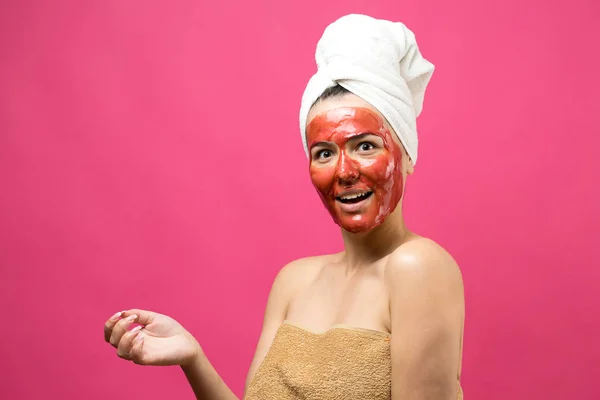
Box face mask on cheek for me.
[306,107,404,233]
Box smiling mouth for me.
[336,191,373,204]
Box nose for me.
[336,152,359,183]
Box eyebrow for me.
[346,132,380,142]
[310,132,381,149]
[309,132,381,150]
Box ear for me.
[402,150,414,176]
[406,158,415,175]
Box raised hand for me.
[104,309,200,366]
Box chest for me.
[286,264,390,333]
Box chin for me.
[338,221,379,234]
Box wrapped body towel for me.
[245,322,463,399]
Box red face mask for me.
[306,107,404,233]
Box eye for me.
[357,142,375,152]
[316,149,333,160]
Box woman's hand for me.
[104,309,201,367]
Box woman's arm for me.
[104,308,240,400]
[243,259,308,393]
[385,238,465,400]
[181,352,239,400]
[180,260,298,399]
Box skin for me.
[104,93,465,400]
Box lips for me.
[334,189,374,214]
[335,190,373,204]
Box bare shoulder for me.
[384,236,464,295]
[272,253,338,297]
[245,254,337,391]
[384,241,465,395]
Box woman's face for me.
[306,94,409,233]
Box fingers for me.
[121,309,158,326]
[130,331,146,365]
[104,311,125,343]
[117,325,143,360]
[104,309,156,364]
[109,314,139,348]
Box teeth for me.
[340,192,369,200]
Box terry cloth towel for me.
[245,322,463,399]
[299,14,435,165]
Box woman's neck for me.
[340,207,410,274]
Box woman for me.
[104,14,465,399]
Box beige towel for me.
[245,322,463,399]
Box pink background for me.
[1,0,599,399]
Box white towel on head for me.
[299,14,435,165]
